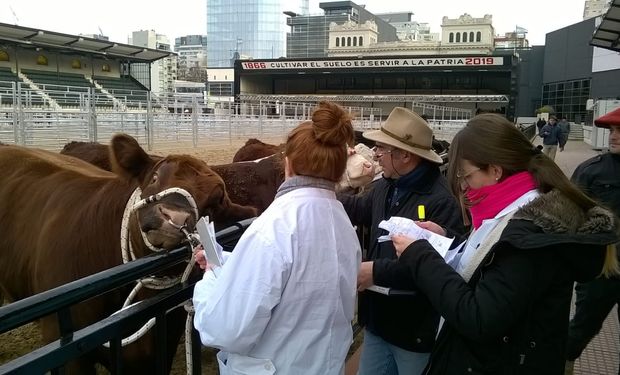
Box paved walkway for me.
[346,140,618,375]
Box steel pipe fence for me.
[0,82,384,151]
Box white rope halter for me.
[105,187,200,356]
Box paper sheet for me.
[196,216,224,268]
[377,216,454,258]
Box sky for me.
[1,0,589,47]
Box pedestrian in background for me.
[558,116,571,152]
[540,115,562,160]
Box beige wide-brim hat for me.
[363,107,443,164]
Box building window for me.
[341,37,345,46]
[359,36,363,45]
[0,50,9,61]
[463,32,468,42]
[336,38,340,47]
[476,31,482,42]
[353,37,357,46]
[347,37,351,46]
[456,33,461,42]
[449,32,454,43]
[470,32,474,42]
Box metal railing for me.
[0,219,254,375]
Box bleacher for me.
[93,76,148,107]
[0,67,18,83]
[21,69,91,107]
[0,68,18,105]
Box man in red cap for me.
[565,107,620,374]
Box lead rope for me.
[106,186,200,375]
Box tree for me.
[535,105,555,115]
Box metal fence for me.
[0,81,479,151]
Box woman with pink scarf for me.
[375,114,620,374]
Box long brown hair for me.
[285,101,354,182]
[447,114,618,276]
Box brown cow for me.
[232,138,284,162]
[60,141,258,228]
[0,134,256,374]
[61,141,283,215]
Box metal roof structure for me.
[239,94,509,103]
[590,0,620,52]
[0,22,173,62]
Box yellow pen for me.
[418,205,426,221]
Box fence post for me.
[146,92,153,151]
[192,96,198,148]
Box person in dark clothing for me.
[566,110,620,374]
[377,113,619,375]
[558,117,571,151]
[339,107,464,375]
[536,117,546,132]
[540,116,562,160]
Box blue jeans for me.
[358,329,430,375]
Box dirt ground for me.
[0,136,362,374]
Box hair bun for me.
[311,101,354,147]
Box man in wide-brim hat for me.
[565,106,620,374]
[338,107,464,374]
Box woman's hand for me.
[415,220,446,236]
[391,234,416,258]
[357,261,374,291]
[193,245,209,270]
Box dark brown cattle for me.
[212,154,284,214]
[61,141,114,171]
[0,134,256,374]
[232,138,284,162]
[61,141,284,215]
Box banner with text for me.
[241,57,504,70]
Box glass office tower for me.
[207,0,308,67]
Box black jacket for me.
[379,189,620,374]
[571,152,620,218]
[339,163,464,352]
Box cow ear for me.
[109,134,154,182]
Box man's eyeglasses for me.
[372,146,394,158]
[456,167,480,180]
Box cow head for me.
[109,134,256,251]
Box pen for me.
[418,205,426,221]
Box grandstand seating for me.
[93,76,148,107]
[21,69,91,88]
[0,67,18,83]
[20,70,91,107]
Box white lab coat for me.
[193,187,361,375]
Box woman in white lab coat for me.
[192,101,362,375]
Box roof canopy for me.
[0,22,173,62]
[595,106,620,128]
[591,0,620,52]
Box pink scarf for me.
[465,171,537,229]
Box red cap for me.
[594,107,620,129]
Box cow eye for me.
[150,173,159,184]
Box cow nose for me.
[159,206,191,229]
